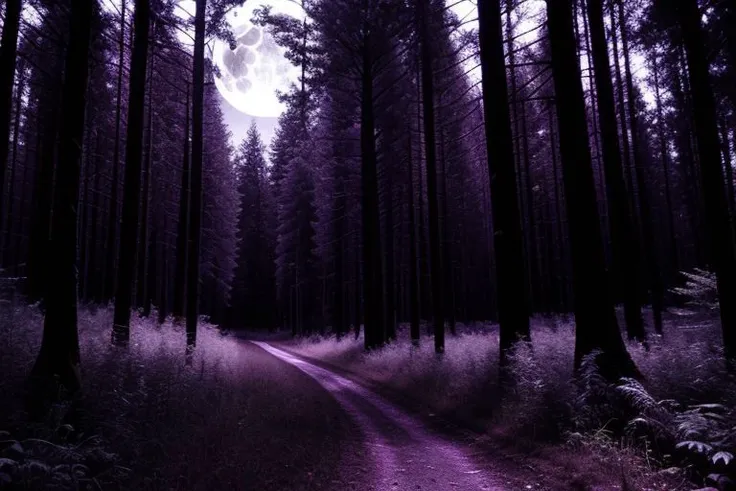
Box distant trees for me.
[0,0,734,397]
[229,122,276,329]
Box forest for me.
[0,0,735,489]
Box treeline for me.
[242,0,736,375]
[0,0,735,396]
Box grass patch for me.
[0,295,362,490]
[285,311,736,489]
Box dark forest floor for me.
[1,298,733,490]
[270,309,736,490]
[0,301,368,490]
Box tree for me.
[186,0,206,351]
[230,122,276,329]
[586,0,645,343]
[417,0,445,354]
[0,0,22,228]
[29,0,95,407]
[675,0,736,359]
[173,82,190,319]
[112,0,151,346]
[477,0,530,365]
[104,0,127,301]
[545,0,638,379]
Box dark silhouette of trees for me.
[674,0,736,359]
[112,0,151,346]
[545,0,638,378]
[586,0,645,343]
[417,0,445,354]
[477,0,530,366]
[0,0,22,225]
[29,0,95,401]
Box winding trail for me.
[251,341,506,491]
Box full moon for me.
[211,1,303,118]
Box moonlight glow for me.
[211,1,303,118]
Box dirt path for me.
[251,341,507,491]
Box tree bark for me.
[418,0,444,354]
[408,123,420,345]
[545,0,638,379]
[586,0,645,343]
[112,0,151,346]
[676,0,736,359]
[29,0,94,403]
[186,0,207,353]
[3,61,24,266]
[173,82,190,319]
[477,0,530,365]
[651,51,679,276]
[360,17,385,350]
[617,0,664,335]
[0,0,22,229]
[104,0,126,301]
[137,29,156,314]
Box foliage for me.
[289,311,736,486]
[671,269,719,311]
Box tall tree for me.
[417,0,444,353]
[29,0,95,403]
[675,0,736,359]
[0,0,22,228]
[173,82,190,319]
[477,0,530,365]
[230,122,275,329]
[112,0,151,346]
[104,0,127,301]
[186,0,207,351]
[545,0,638,378]
[586,0,645,343]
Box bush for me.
[287,310,736,487]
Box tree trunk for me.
[477,0,530,365]
[651,51,679,276]
[408,123,420,345]
[0,0,22,229]
[618,0,663,335]
[3,61,24,266]
[137,32,156,313]
[579,0,607,235]
[720,119,735,216]
[173,82,190,319]
[186,0,207,353]
[360,20,385,350]
[112,0,150,346]
[545,0,638,379]
[29,0,93,404]
[104,0,126,302]
[586,0,645,343]
[676,0,736,359]
[88,136,103,302]
[384,181,397,341]
[418,0,444,354]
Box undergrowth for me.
[289,305,736,489]
[0,291,357,490]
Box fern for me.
[617,379,736,474]
[671,268,719,310]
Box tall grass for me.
[0,297,357,490]
[287,311,736,486]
